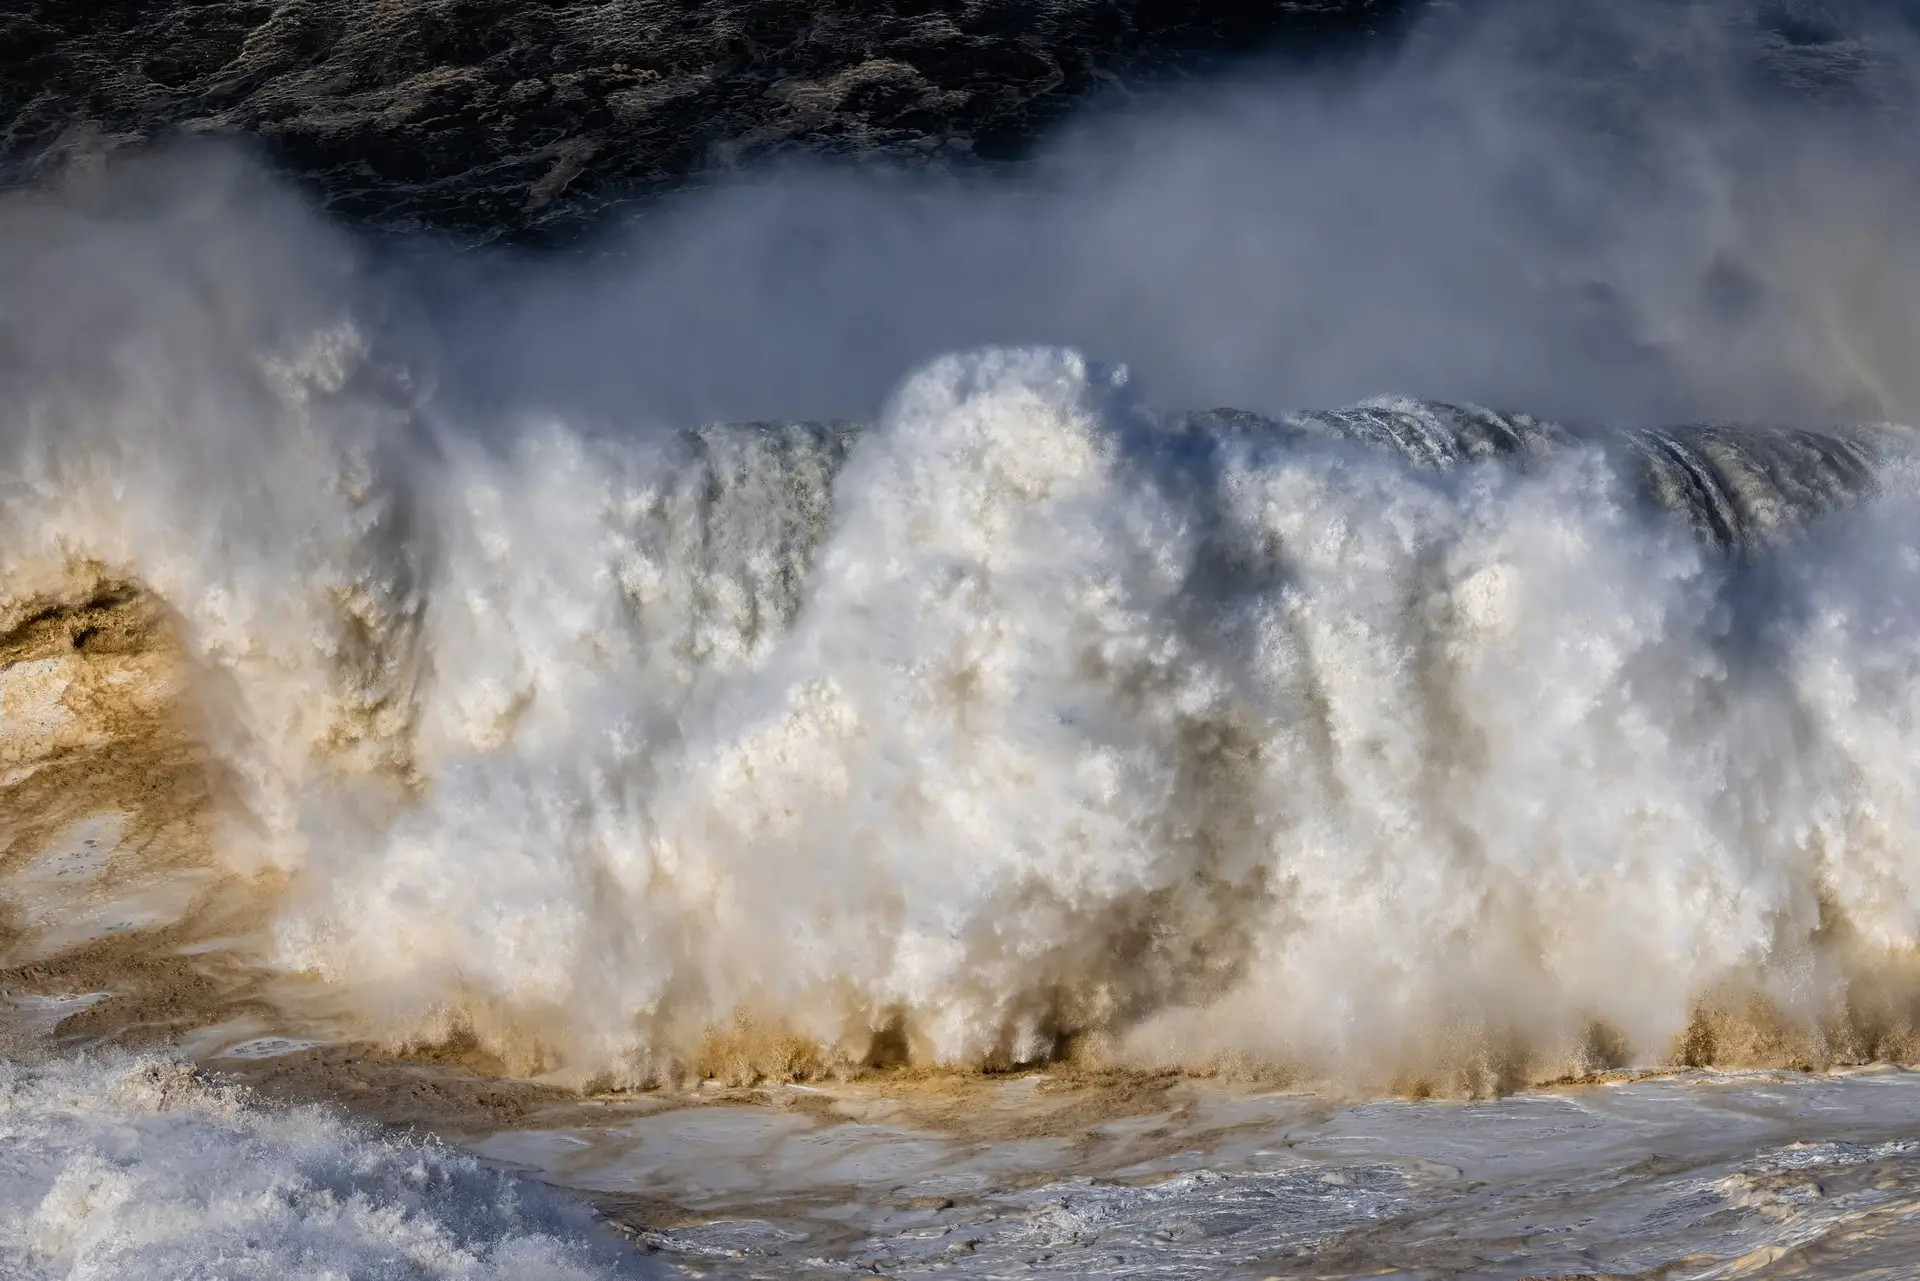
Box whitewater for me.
[16,314,1920,1087]
[9,0,1920,1274]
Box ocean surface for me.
[7,1,1920,1276]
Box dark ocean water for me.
[0,0,1399,241]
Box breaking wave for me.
[236,352,1920,1088]
[9,0,1920,1097]
[11,186,1920,1093]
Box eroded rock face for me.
[0,0,1396,241]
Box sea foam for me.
[8,261,1920,1088]
[0,1052,637,1278]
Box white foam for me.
[9,129,1920,1086]
[10,316,1920,1083]
[228,345,1920,1082]
[0,1052,644,1279]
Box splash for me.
[8,282,1920,1089]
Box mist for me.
[352,0,1920,435]
[15,0,1918,436]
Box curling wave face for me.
[9,170,1920,1095]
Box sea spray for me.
[11,269,1920,1086]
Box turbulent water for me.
[9,0,1920,1275]
[15,300,1920,1086]
[0,1052,638,1279]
